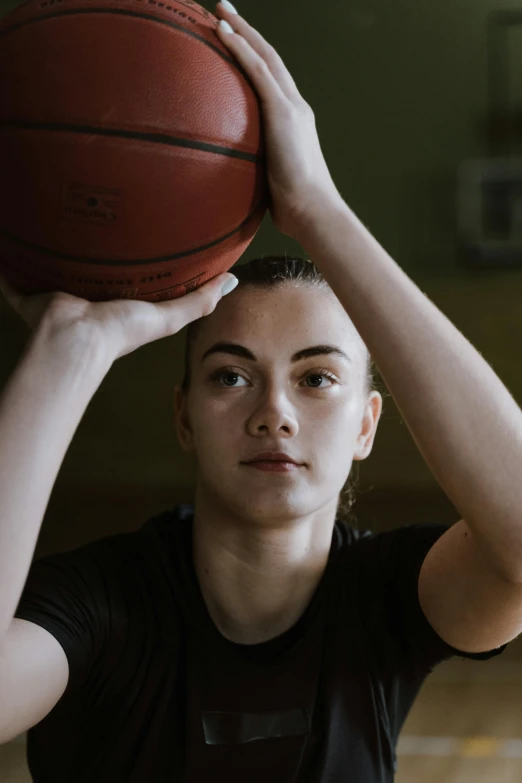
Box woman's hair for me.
[180,255,380,524]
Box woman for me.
[0,2,521,781]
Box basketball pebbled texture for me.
[0,0,267,301]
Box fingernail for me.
[220,0,238,14]
[221,275,239,296]
[218,19,235,34]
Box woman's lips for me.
[244,461,301,472]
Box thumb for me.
[218,273,240,298]
[195,272,239,313]
[155,271,239,333]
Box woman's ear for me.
[353,391,383,461]
[174,385,195,453]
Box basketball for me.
[0,0,267,302]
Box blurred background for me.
[1,0,522,780]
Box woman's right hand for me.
[0,271,238,361]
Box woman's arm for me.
[216,2,522,587]
[297,198,522,585]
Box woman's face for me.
[174,284,382,524]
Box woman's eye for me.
[305,372,337,388]
[210,369,337,388]
[214,370,247,387]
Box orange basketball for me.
[0,0,267,302]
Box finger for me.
[216,18,286,108]
[215,3,300,104]
[155,272,238,333]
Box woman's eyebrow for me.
[200,342,352,364]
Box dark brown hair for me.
[180,255,379,523]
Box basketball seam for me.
[0,121,262,162]
[0,6,250,83]
[0,198,266,266]
[12,0,215,26]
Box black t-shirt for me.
[15,504,506,782]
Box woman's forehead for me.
[195,285,365,358]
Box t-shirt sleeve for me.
[14,535,132,697]
[356,523,508,676]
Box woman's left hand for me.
[215,1,343,241]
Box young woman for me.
[0,2,521,781]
